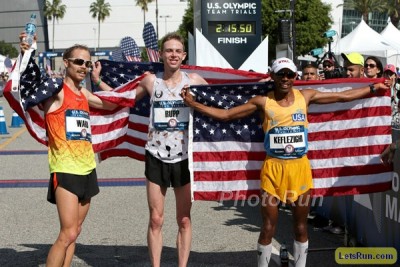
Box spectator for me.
[301,63,319,81]
[384,64,400,136]
[381,64,400,164]
[342,52,364,78]
[319,58,343,80]
[0,72,8,97]
[364,56,383,78]
[322,58,335,72]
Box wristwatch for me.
[369,84,376,94]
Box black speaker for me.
[278,19,291,44]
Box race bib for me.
[65,109,91,142]
[153,100,189,131]
[266,125,307,158]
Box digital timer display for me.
[198,0,262,69]
[208,21,256,35]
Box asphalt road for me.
[0,96,358,267]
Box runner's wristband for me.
[95,79,102,87]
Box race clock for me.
[208,21,256,35]
[199,0,262,69]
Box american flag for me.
[5,55,392,199]
[111,48,124,62]
[18,55,63,111]
[95,60,393,199]
[96,60,269,161]
[120,36,142,62]
[142,22,160,62]
[189,79,393,200]
[4,50,137,152]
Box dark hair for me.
[62,44,90,60]
[302,63,318,70]
[365,56,383,78]
[161,32,185,51]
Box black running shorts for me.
[145,150,190,188]
[47,169,99,204]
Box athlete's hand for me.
[91,61,102,84]
[181,85,196,107]
[380,143,396,165]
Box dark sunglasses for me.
[323,64,333,68]
[275,71,296,79]
[68,58,93,68]
[364,63,376,68]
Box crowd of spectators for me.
[0,72,9,97]
[295,52,399,235]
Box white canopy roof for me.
[334,19,400,66]
[380,21,400,49]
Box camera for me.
[324,67,346,79]
[323,30,337,38]
[310,48,323,57]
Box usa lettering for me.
[165,110,180,118]
[274,135,303,143]
[292,113,305,121]
[76,120,89,128]
[71,110,87,116]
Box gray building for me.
[0,0,48,52]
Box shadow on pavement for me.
[213,200,344,267]
[0,244,261,267]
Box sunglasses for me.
[275,71,296,79]
[67,58,93,68]
[364,63,376,68]
[323,64,333,68]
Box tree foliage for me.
[135,0,154,26]
[177,0,194,47]
[384,0,400,27]
[262,0,332,61]
[0,41,18,58]
[90,0,112,49]
[44,0,67,51]
[341,0,387,25]
[177,0,332,63]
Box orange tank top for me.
[46,83,96,175]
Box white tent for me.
[0,55,6,73]
[334,19,400,66]
[380,21,400,50]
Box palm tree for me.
[90,0,112,50]
[384,0,400,27]
[44,0,67,51]
[135,0,154,26]
[339,0,387,25]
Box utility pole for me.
[156,0,159,38]
[290,0,296,65]
[160,15,171,36]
